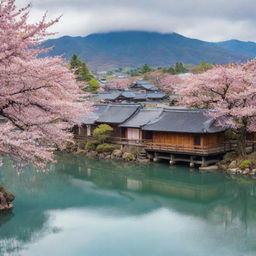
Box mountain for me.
[216,40,256,58]
[44,31,254,71]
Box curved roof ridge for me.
[143,108,165,126]
[163,108,208,113]
[120,108,164,128]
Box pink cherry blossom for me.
[174,61,256,156]
[144,72,185,93]
[105,77,135,90]
[0,0,92,169]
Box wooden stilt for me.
[190,156,195,168]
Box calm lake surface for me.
[0,154,256,256]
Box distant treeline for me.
[107,61,214,76]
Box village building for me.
[142,108,227,167]
[74,103,241,167]
[96,91,123,102]
[131,80,159,92]
[119,108,163,145]
[95,79,167,103]
[75,103,142,140]
[95,104,141,138]
[74,104,108,138]
[95,90,167,103]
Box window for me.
[193,136,201,146]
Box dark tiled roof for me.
[122,91,166,100]
[96,104,141,124]
[121,91,136,99]
[80,104,108,124]
[147,92,166,99]
[132,80,158,91]
[120,109,163,128]
[133,93,148,100]
[96,91,122,101]
[143,109,226,133]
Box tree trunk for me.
[237,128,247,157]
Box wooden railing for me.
[111,137,152,146]
[144,142,227,154]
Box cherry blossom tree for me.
[158,74,184,94]
[175,61,256,156]
[144,72,185,94]
[0,0,91,170]
[105,77,135,90]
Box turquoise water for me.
[0,154,256,256]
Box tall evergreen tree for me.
[70,55,94,82]
[70,54,81,69]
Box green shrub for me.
[123,152,136,161]
[93,124,113,143]
[126,153,135,161]
[96,144,114,153]
[83,78,100,94]
[85,140,98,151]
[239,159,251,169]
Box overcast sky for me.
[16,0,256,42]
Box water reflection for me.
[0,154,256,256]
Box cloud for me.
[16,0,256,42]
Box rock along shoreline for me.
[0,186,15,211]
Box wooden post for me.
[169,154,175,165]
[201,156,207,167]
[153,152,159,162]
[190,156,195,168]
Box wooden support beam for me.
[190,156,195,168]
[169,154,175,165]
[201,156,207,167]
[153,152,159,162]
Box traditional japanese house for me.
[75,104,108,138]
[96,91,123,102]
[147,92,167,101]
[95,103,141,138]
[95,90,166,103]
[121,91,136,100]
[142,109,227,166]
[119,108,163,145]
[131,80,159,92]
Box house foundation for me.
[146,150,223,167]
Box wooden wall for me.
[152,132,224,148]
[78,125,87,137]
[202,133,225,147]
[111,125,122,138]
